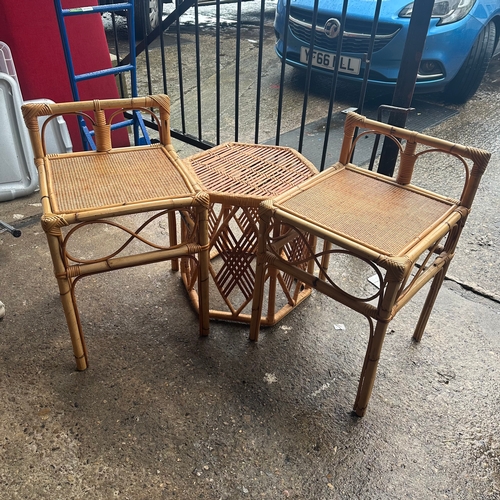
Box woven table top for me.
[186,143,318,201]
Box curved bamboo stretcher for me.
[250,111,491,417]
[22,95,210,370]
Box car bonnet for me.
[287,0,414,19]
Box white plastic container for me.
[0,41,19,85]
[0,40,72,201]
[0,72,38,201]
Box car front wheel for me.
[445,21,497,104]
[135,0,162,39]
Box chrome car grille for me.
[288,9,401,54]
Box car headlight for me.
[399,0,476,25]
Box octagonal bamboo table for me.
[181,142,319,326]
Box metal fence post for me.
[377,0,435,176]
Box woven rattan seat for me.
[49,148,194,212]
[280,166,455,256]
[22,95,210,370]
[250,112,490,416]
[181,142,319,324]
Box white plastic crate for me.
[0,41,72,202]
[0,72,38,201]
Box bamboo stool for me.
[181,142,318,325]
[22,95,210,370]
[250,112,490,416]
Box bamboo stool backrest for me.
[339,112,491,210]
[22,94,172,156]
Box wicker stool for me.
[181,142,319,325]
[250,112,490,416]
[22,95,210,370]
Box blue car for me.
[274,0,500,103]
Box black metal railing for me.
[108,0,431,172]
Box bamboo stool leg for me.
[198,204,210,337]
[46,231,88,370]
[319,240,332,281]
[265,265,279,324]
[67,283,88,370]
[168,211,179,272]
[265,222,282,324]
[412,262,450,342]
[249,213,270,341]
[353,278,401,416]
[59,284,88,370]
[353,318,390,417]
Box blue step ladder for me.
[53,0,150,149]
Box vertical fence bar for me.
[254,0,267,143]
[143,14,154,96]
[194,0,203,139]
[298,0,320,153]
[347,0,382,165]
[319,0,349,171]
[235,0,242,142]
[356,0,382,117]
[378,0,435,176]
[159,0,169,95]
[215,0,221,144]
[176,0,187,133]
[110,13,126,97]
[126,0,196,64]
[137,0,145,41]
[275,0,292,146]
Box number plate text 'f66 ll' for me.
[300,47,361,75]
